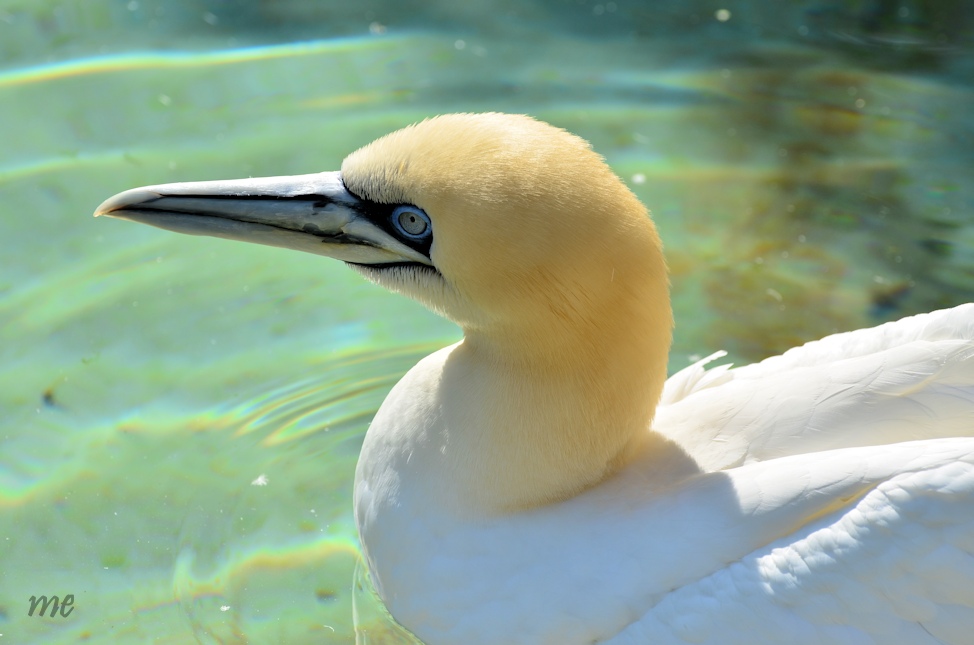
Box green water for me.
[2,1,972,643]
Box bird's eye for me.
[391,205,431,239]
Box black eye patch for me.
[339,180,433,258]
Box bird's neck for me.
[358,212,674,514]
[439,274,672,513]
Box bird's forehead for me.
[339,113,583,209]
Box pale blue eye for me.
[392,205,431,239]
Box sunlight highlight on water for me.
[0,37,402,88]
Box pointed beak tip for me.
[93,202,115,218]
[93,187,162,219]
[93,204,120,219]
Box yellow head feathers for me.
[342,113,670,360]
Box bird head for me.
[97,113,669,360]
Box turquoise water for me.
[2,1,972,643]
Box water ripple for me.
[0,35,404,88]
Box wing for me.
[609,443,974,644]
[656,304,974,470]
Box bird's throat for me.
[438,305,672,513]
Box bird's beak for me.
[94,171,432,266]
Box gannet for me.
[96,113,974,644]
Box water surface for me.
[2,2,972,642]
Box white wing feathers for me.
[656,305,974,471]
[629,304,974,644]
[613,448,974,644]
[659,350,734,405]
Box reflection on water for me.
[167,345,432,642]
[1,3,972,643]
[4,341,433,643]
[353,560,421,644]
